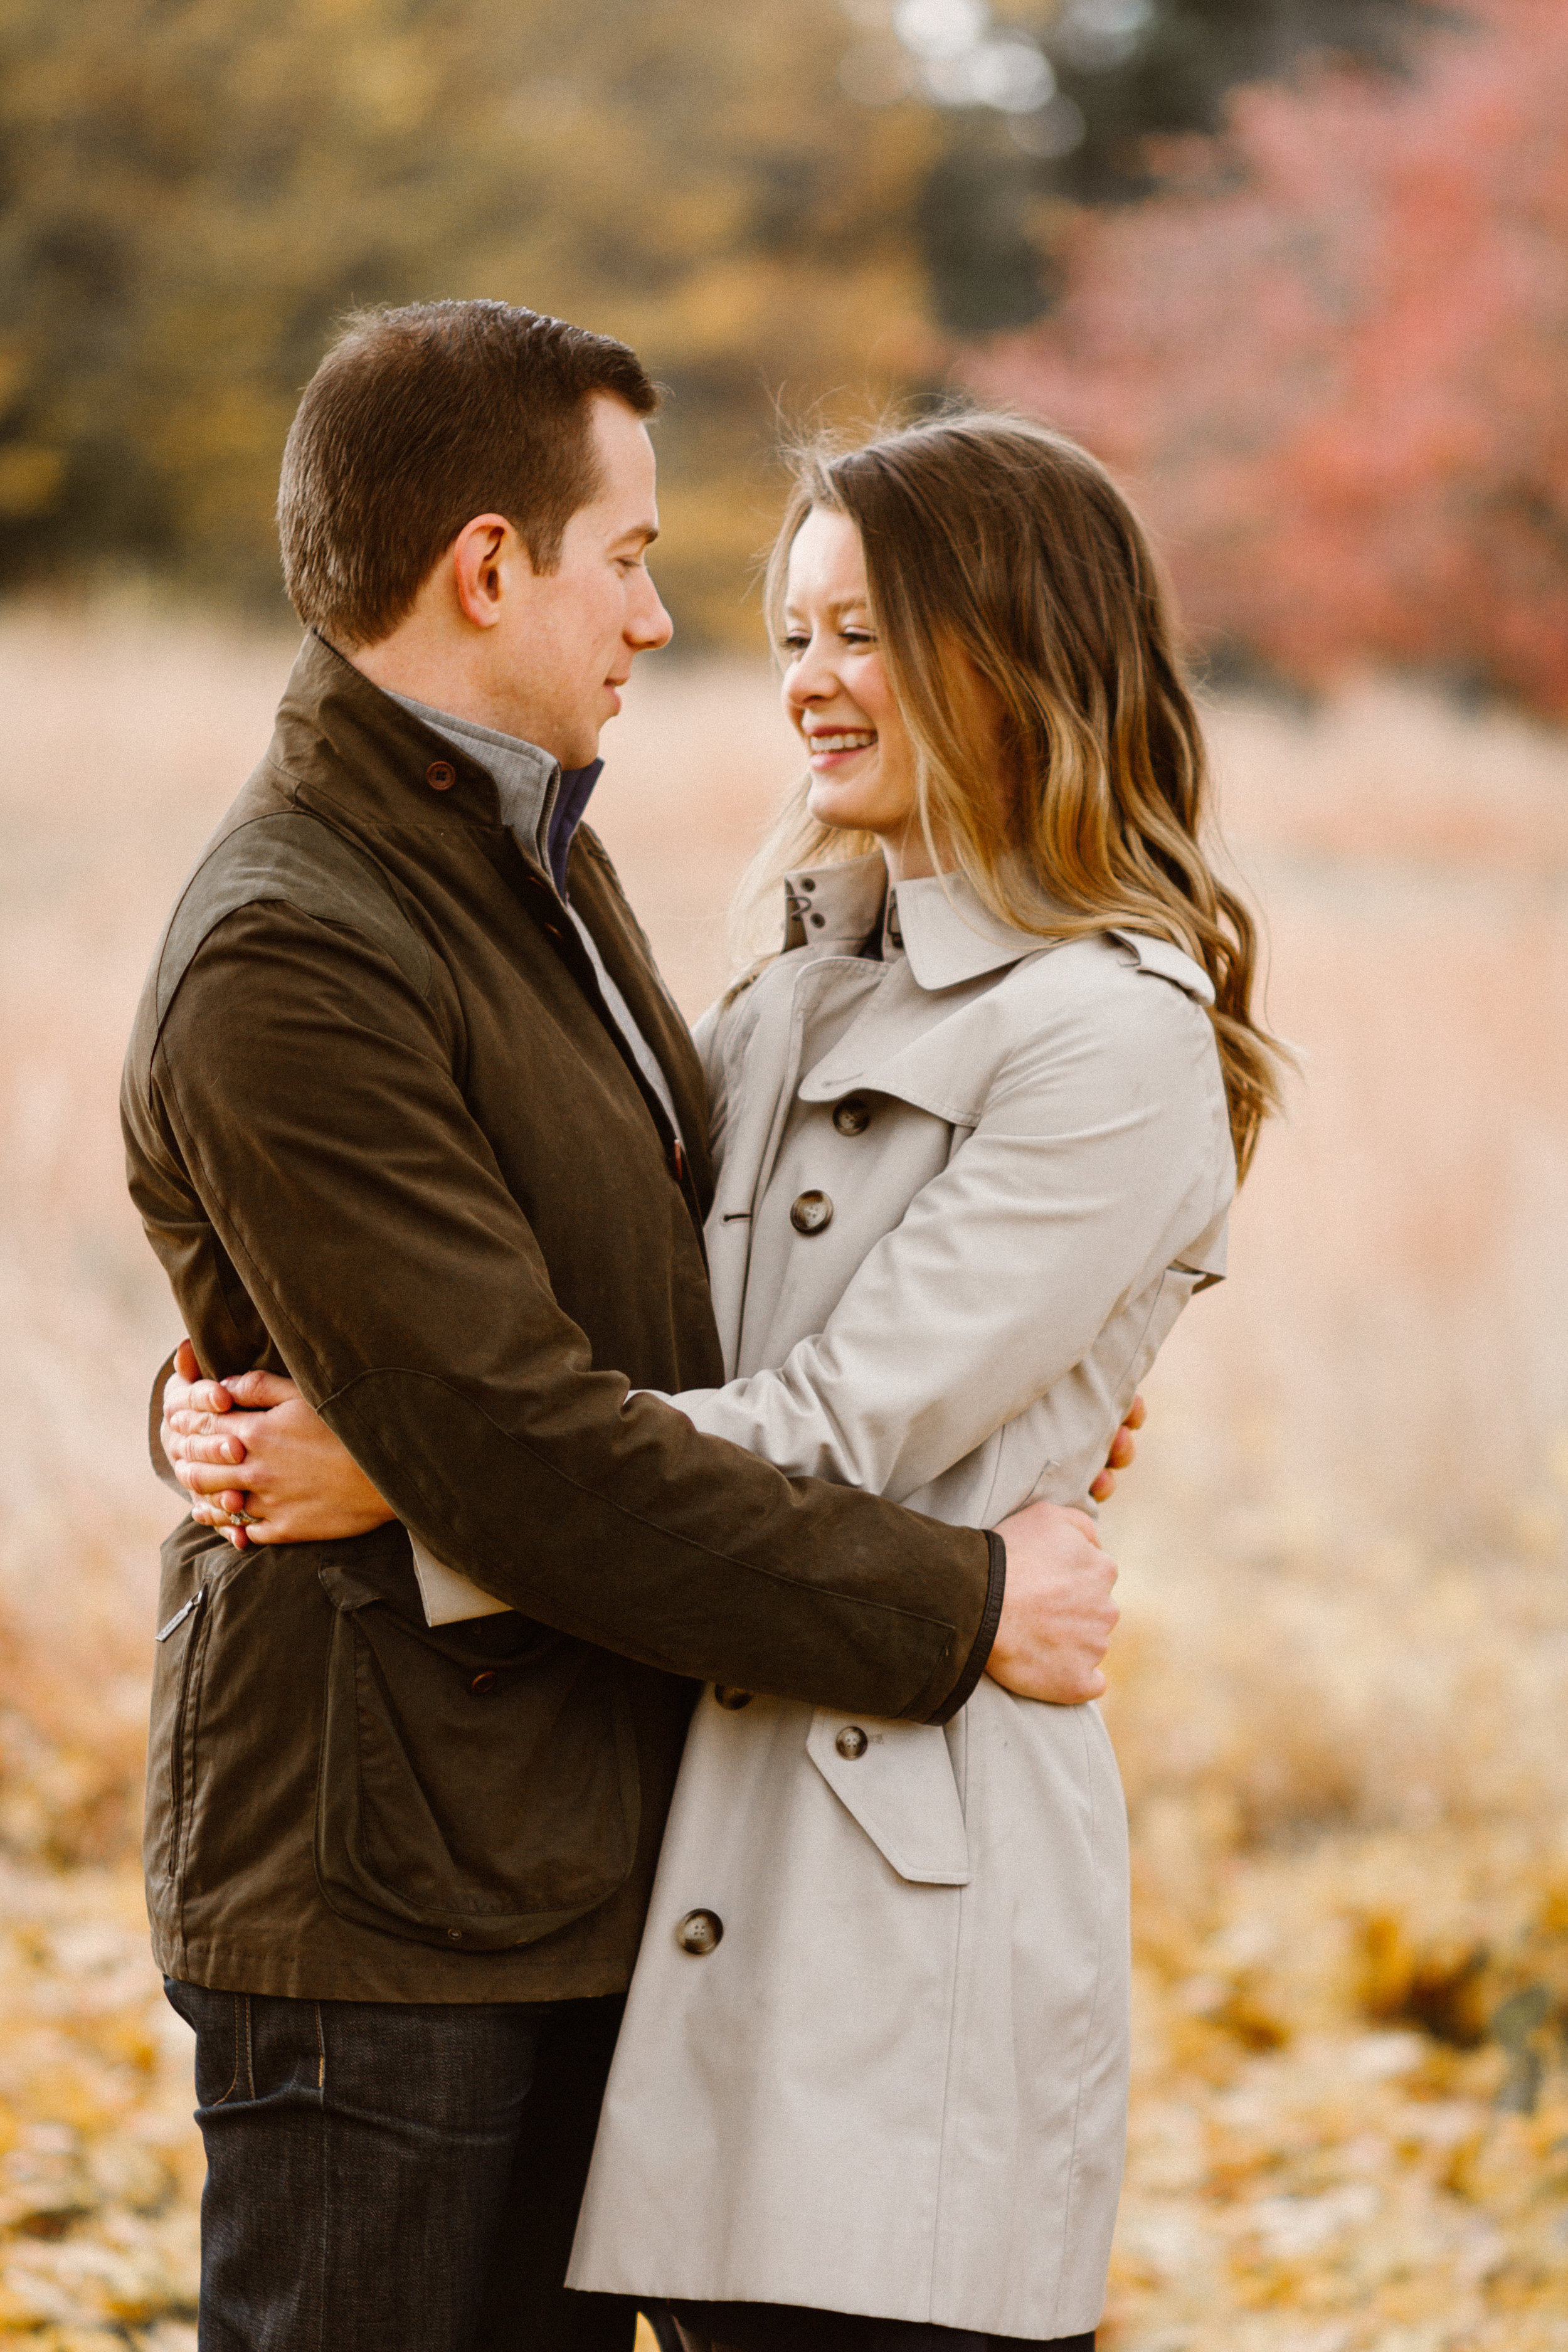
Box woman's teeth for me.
[810,732,876,753]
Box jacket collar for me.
[781,852,1049,991]
[780,849,1215,1002]
[385,686,603,899]
[271,633,608,898]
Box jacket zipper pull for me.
[156,1587,207,1643]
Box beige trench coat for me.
[569,853,1234,2337]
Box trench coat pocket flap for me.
[806,1713,970,1885]
[797,1037,988,1132]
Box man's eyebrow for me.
[611,521,658,549]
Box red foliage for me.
[966,0,1568,712]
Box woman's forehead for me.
[785,507,867,607]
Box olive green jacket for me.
[120,633,999,2003]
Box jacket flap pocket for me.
[314,1596,637,1950]
[806,1712,969,1885]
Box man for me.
[122,299,1122,2352]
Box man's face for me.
[495,394,672,765]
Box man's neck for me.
[339,633,549,755]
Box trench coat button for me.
[675,1909,723,1956]
[469,1670,498,1696]
[714,1686,752,1710]
[810,912,825,928]
[790,1190,833,1236]
[835,1725,869,1760]
[832,1095,872,1136]
[800,877,816,891]
[426,760,456,790]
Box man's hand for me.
[161,1339,395,1548]
[984,1499,1119,1705]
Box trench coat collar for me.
[781,849,1216,1003]
[781,852,1044,987]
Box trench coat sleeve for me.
[691,997,731,1179]
[124,904,993,1724]
[666,963,1232,1502]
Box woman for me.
[167,414,1280,2348]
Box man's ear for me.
[450,514,521,630]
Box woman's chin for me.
[806,778,883,835]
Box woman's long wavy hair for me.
[746,410,1287,1179]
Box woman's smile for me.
[803,724,878,768]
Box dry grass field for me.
[0,603,1565,2349]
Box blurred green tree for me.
[0,0,940,639]
[0,0,1443,642]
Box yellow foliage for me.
[0,0,945,641]
[4,618,1568,2343]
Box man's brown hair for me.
[278,299,659,648]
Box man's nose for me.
[629,574,674,652]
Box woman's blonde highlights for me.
[750,411,1286,1178]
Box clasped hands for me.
[160,1342,1143,1707]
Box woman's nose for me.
[785,637,835,707]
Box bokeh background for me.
[2,2,1566,2346]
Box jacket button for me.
[790,1190,833,1236]
[832,1096,872,1136]
[426,761,456,790]
[469,1670,498,1696]
[714,1687,752,1710]
[835,1725,869,1760]
[675,1909,723,1956]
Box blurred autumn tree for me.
[0,0,952,639]
[970,0,1568,712]
[0,0,1444,644]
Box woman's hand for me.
[1089,1392,1145,1503]
[160,1338,397,1549]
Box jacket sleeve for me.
[124,901,993,1724]
[661,960,1234,1505]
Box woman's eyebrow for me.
[781,596,871,625]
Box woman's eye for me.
[780,633,808,653]
[841,630,875,648]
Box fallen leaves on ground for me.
[1104,1826,1568,2351]
[0,1862,198,2350]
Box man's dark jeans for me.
[166,1979,637,2352]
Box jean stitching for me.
[315,2008,330,2352]
[209,1992,241,2107]
[241,1993,255,2102]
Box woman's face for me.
[780,507,934,881]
